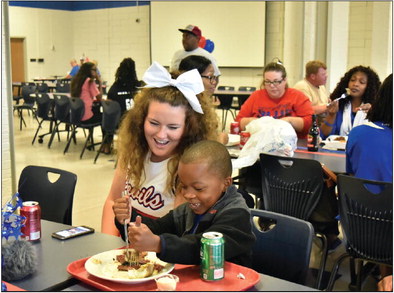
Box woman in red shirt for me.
[235,62,313,138]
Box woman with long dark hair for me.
[321,65,381,138]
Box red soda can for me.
[230,122,240,135]
[21,201,41,241]
[239,131,251,149]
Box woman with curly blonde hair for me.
[101,62,219,236]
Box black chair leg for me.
[48,122,59,148]
[315,233,328,289]
[326,253,350,291]
[80,129,94,159]
[94,134,107,164]
[64,127,77,154]
[32,120,44,144]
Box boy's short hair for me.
[180,140,232,178]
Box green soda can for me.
[200,232,225,281]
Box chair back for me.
[68,97,85,125]
[337,175,392,264]
[238,86,256,91]
[217,86,235,91]
[35,93,52,119]
[216,86,235,109]
[259,153,324,220]
[53,94,71,122]
[101,100,121,133]
[250,209,314,285]
[18,165,77,225]
[37,83,49,93]
[56,82,70,93]
[21,85,37,105]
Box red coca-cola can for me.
[239,131,251,149]
[20,201,41,241]
[230,122,240,135]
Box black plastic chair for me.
[47,94,71,149]
[14,85,38,130]
[55,82,70,93]
[94,100,121,164]
[31,93,56,145]
[259,153,330,289]
[326,175,393,291]
[18,165,77,225]
[37,82,49,93]
[63,97,102,159]
[250,209,314,285]
[216,85,235,130]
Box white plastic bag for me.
[232,117,298,170]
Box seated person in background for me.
[235,62,313,139]
[346,74,392,183]
[91,60,102,77]
[113,140,256,267]
[64,58,80,79]
[101,62,219,236]
[293,60,330,118]
[178,55,228,145]
[321,65,381,139]
[70,62,103,124]
[108,57,143,117]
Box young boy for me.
[113,140,255,267]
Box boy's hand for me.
[113,196,130,224]
[128,216,161,253]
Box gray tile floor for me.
[11,109,379,291]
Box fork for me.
[327,92,347,106]
[122,192,139,266]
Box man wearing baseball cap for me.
[170,25,221,76]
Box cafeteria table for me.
[214,89,254,99]
[8,220,318,291]
[229,138,346,174]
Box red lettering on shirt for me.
[125,181,165,211]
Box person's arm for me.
[101,166,127,235]
[280,116,305,132]
[235,91,258,130]
[378,275,393,292]
[240,117,258,130]
[150,208,255,265]
[321,101,339,137]
[313,104,328,115]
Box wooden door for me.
[11,38,25,96]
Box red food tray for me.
[67,257,260,291]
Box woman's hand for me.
[113,196,130,225]
[128,216,161,252]
[326,100,339,115]
[356,103,371,113]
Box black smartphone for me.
[51,225,95,240]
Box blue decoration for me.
[2,193,25,241]
[2,281,7,291]
[204,39,215,53]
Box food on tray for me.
[333,136,346,142]
[92,249,164,279]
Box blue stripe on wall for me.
[9,1,149,11]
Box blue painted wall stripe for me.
[9,1,149,11]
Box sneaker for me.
[328,237,342,253]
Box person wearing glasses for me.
[170,25,221,77]
[235,62,314,138]
[178,55,228,145]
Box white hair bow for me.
[142,61,204,114]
